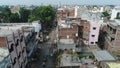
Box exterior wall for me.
[69,8,75,17]
[105,23,120,59]
[82,21,90,40]
[7,33,20,68]
[110,9,120,20]
[0,37,7,47]
[59,25,78,39]
[57,8,68,18]
[89,22,101,45]
[32,22,41,33]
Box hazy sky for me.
[0,0,120,5]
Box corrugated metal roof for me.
[57,43,76,49]
[92,50,115,61]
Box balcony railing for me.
[104,26,116,38]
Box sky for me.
[0,0,120,6]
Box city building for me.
[57,21,79,51]
[80,20,100,45]
[104,20,120,59]
[0,21,41,68]
[110,6,120,20]
[92,50,116,67]
[0,29,27,68]
[100,61,120,68]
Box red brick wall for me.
[0,37,7,47]
[59,25,78,39]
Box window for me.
[18,52,21,59]
[9,44,14,53]
[20,36,23,42]
[12,58,16,65]
[111,38,115,42]
[24,57,27,63]
[112,29,116,34]
[22,49,24,53]
[91,35,95,37]
[91,42,94,44]
[93,27,96,30]
[95,42,98,44]
[15,39,19,47]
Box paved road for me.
[26,28,57,68]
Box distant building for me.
[110,6,120,20]
[11,6,20,14]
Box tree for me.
[9,13,20,23]
[1,6,11,22]
[102,11,110,17]
[19,8,30,22]
[28,5,56,29]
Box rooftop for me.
[0,47,9,62]
[60,53,81,67]
[57,39,76,50]
[107,62,120,68]
[0,29,15,37]
[92,50,115,62]
[108,20,120,26]
[59,39,74,44]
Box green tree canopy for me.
[102,11,110,17]
[29,5,55,23]
[19,8,31,22]
[9,13,20,23]
[0,6,11,22]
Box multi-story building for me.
[110,6,120,20]
[0,29,27,68]
[80,20,101,45]
[57,22,79,50]
[0,21,41,68]
[104,20,120,58]
[88,21,101,45]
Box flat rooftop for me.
[107,62,120,68]
[109,20,120,26]
[0,47,9,62]
[59,39,74,44]
[60,53,81,67]
[0,29,15,37]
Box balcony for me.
[104,26,116,38]
[105,37,114,47]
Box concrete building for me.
[92,50,116,67]
[58,23,78,39]
[110,6,120,20]
[0,29,27,68]
[57,21,79,51]
[0,22,41,68]
[88,22,101,45]
[104,20,120,59]
[80,20,100,45]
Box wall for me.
[0,37,7,47]
[89,22,101,45]
[110,9,120,20]
[59,25,78,39]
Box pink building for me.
[88,22,101,45]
